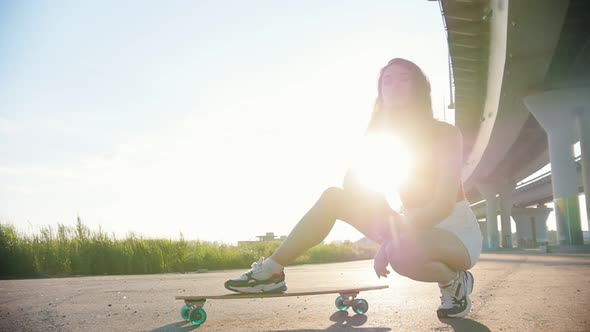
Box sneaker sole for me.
[226,281,287,294]
[438,295,471,318]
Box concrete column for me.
[499,181,515,248]
[477,220,488,249]
[512,206,552,247]
[477,183,500,249]
[513,216,532,247]
[524,88,587,245]
[547,125,579,245]
[486,197,499,249]
[575,111,590,235]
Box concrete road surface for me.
[1,251,589,331]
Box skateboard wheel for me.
[335,296,350,311]
[352,299,369,315]
[180,305,191,321]
[189,307,207,326]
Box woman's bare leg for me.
[270,187,391,266]
[389,228,477,318]
[387,228,471,284]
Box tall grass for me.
[0,220,378,278]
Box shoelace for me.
[244,257,265,276]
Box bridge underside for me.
[439,0,590,248]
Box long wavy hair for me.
[367,58,434,133]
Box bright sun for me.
[351,133,414,198]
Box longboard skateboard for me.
[175,284,389,327]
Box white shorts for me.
[434,200,483,269]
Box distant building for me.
[256,232,280,242]
[238,232,286,246]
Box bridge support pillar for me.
[511,205,552,248]
[499,181,515,248]
[575,111,590,238]
[484,194,498,249]
[476,220,488,249]
[524,88,587,245]
[477,183,501,250]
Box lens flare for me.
[352,134,413,197]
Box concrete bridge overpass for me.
[469,159,586,248]
[471,158,584,215]
[436,0,590,248]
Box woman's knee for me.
[319,187,344,206]
[313,187,344,217]
[321,186,342,198]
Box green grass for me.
[0,219,378,278]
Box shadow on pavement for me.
[439,317,491,332]
[153,312,393,331]
[330,311,368,327]
[269,328,391,331]
[268,311,391,331]
[151,321,199,332]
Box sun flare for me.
[351,134,414,197]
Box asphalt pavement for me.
[1,250,589,331]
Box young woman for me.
[224,58,483,318]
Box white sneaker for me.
[224,257,287,294]
[437,271,474,318]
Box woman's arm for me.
[403,124,463,229]
[373,243,391,278]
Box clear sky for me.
[1,1,455,244]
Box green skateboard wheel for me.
[335,296,350,311]
[180,305,191,321]
[189,307,207,326]
[352,298,369,315]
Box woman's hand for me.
[373,243,391,279]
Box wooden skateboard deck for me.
[176,284,388,327]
